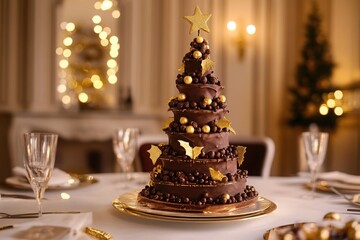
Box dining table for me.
[0,172,359,240]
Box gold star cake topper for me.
[184,6,212,35]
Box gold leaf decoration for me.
[147,145,162,165]
[162,117,174,130]
[178,140,194,159]
[184,6,212,34]
[168,96,176,104]
[215,117,237,134]
[201,58,214,74]
[178,140,204,159]
[209,167,225,182]
[237,146,247,166]
[193,146,204,159]
[178,63,184,73]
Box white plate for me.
[5,174,98,190]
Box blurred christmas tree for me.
[288,3,338,130]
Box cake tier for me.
[172,108,227,126]
[166,132,229,154]
[149,179,246,202]
[157,156,238,175]
[176,84,223,102]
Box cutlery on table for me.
[0,193,36,200]
[0,211,81,219]
[330,187,360,206]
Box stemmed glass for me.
[302,131,329,198]
[23,132,58,217]
[113,128,139,181]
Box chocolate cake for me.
[138,6,258,212]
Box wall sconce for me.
[227,20,256,60]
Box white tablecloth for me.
[0,173,359,240]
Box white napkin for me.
[2,212,93,240]
[318,171,360,185]
[12,167,75,187]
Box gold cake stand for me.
[112,189,276,223]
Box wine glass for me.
[22,132,58,217]
[302,131,329,198]
[113,128,139,181]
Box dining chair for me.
[136,134,275,177]
[229,135,275,177]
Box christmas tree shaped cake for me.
[138,6,258,212]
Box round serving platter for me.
[112,189,277,223]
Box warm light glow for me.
[91,74,100,82]
[108,75,117,84]
[78,92,89,103]
[57,84,67,93]
[60,22,67,30]
[103,27,111,34]
[94,25,102,34]
[63,49,71,58]
[334,90,343,99]
[110,36,118,44]
[112,10,120,19]
[319,104,329,115]
[63,37,73,46]
[110,49,118,58]
[92,15,102,24]
[326,99,336,108]
[246,24,256,35]
[107,69,116,76]
[334,107,343,116]
[99,31,108,40]
[94,1,101,10]
[56,47,63,55]
[101,0,113,10]
[107,59,117,68]
[227,21,237,31]
[60,192,71,200]
[59,59,69,69]
[62,95,71,105]
[100,39,109,46]
[93,80,103,89]
[65,22,75,32]
[111,43,120,50]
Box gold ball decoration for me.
[204,97,212,105]
[205,45,210,50]
[196,36,204,43]
[222,193,230,201]
[178,93,186,101]
[202,125,210,133]
[193,50,202,59]
[219,95,226,103]
[184,76,193,84]
[180,117,188,125]
[186,125,195,134]
[323,212,341,221]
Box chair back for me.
[230,135,275,177]
[136,134,167,172]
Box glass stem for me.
[310,168,317,196]
[35,185,45,217]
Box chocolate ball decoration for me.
[196,36,204,43]
[204,97,212,105]
[186,125,195,134]
[193,50,202,59]
[202,125,210,133]
[184,76,193,84]
[178,93,186,101]
[180,117,188,125]
[219,95,226,103]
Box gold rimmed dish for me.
[263,222,313,240]
[112,189,276,223]
[5,173,98,190]
[305,180,360,193]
